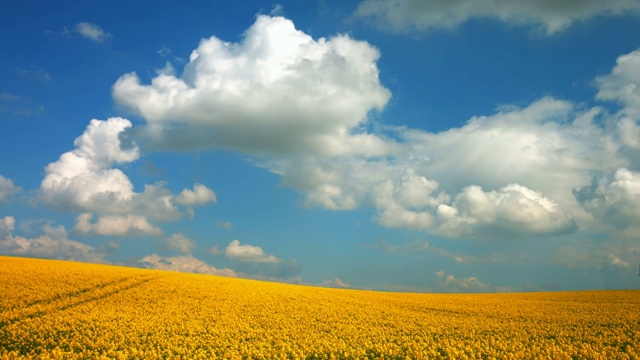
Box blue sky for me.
[2,0,640,292]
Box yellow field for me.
[0,256,638,359]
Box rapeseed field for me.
[0,255,638,359]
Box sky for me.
[1,0,640,293]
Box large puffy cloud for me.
[354,0,640,35]
[112,17,640,243]
[40,117,139,213]
[0,175,21,203]
[0,216,109,263]
[225,239,279,263]
[112,15,393,156]
[40,117,217,224]
[73,213,162,237]
[274,97,606,239]
[139,254,236,277]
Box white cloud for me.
[597,49,640,119]
[225,239,280,263]
[354,0,640,35]
[105,19,640,244]
[274,96,623,239]
[0,175,21,203]
[75,22,111,42]
[600,253,635,289]
[574,168,640,233]
[0,216,108,263]
[320,277,351,288]
[163,233,195,254]
[73,213,162,237]
[596,49,640,151]
[39,117,216,221]
[40,117,139,213]
[175,183,217,206]
[435,183,577,238]
[435,270,492,293]
[139,254,236,277]
[112,15,393,157]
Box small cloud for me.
[270,4,284,16]
[45,22,111,43]
[158,45,173,57]
[600,253,634,290]
[76,22,111,42]
[320,277,351,289]
[218,221,233,229]
[225,239,279,263]
[208,245,221,254]
[435,270,492,293]
[175,183,217,206]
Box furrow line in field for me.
[0,274,159,328]
[1,276,134,314]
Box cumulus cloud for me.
[225,239,280,263]
[574,168,640,233]
[75,22,111,42]
[435,184,577,238]
[596,49,640,151]
[73,213,162,237]
[112,15,393,156]
[175,183,217,206]
[435,270,492,293]
[0,175,21,203]
[104,17,640,244]
[597,49,640,118]
[39,117,216,221]
[0,216,108,263]
[139,254,236,277]
[354,0,640,35]
[163,233,195,254]
[40,117,139,213]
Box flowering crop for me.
[1,255,639,359]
